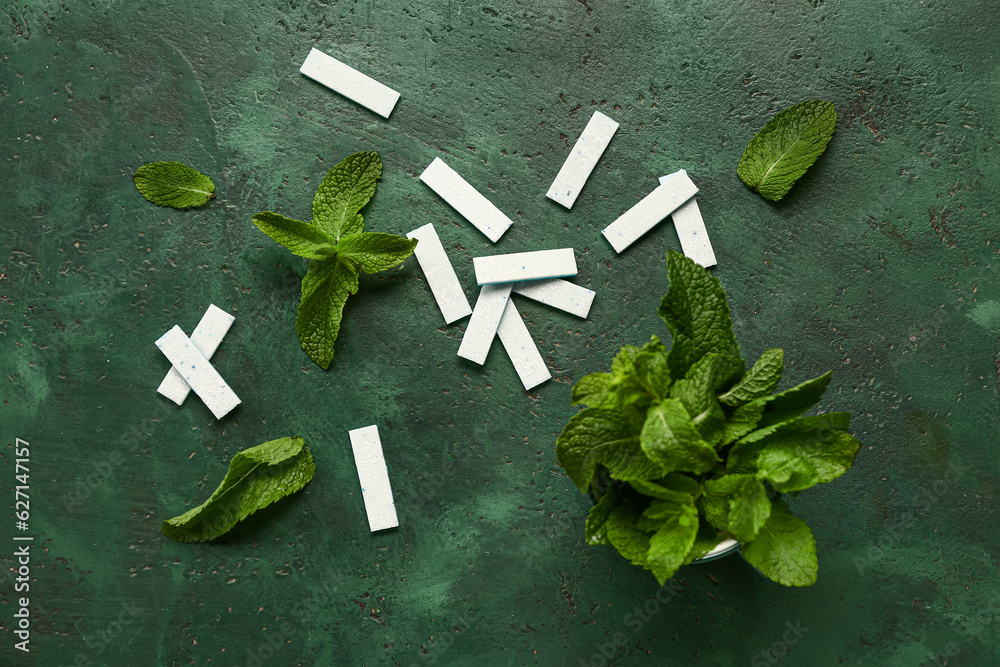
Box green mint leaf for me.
[161,437,315,542]
[670,353,724,415]
[741,498,818,586]
[555,407,667,492]
[670,353,729,445]
[604,494,653,564]
[571,372,631,410]
[737,100,837,202]
[645,498,700,584]
[719,348,784,408]
[640,398,720,474]
[727,412,852,472]
[757,423,861,492]
[296,256,360,369]
[704,474,771,542]
[251,211,339,259]
[629,475,698,503]
[659,251,744,386]
[335,232,418,274]
[571,339,665,410]
[134,161,215,208]
[312,151,382,240]
[720,371,832,450]
[757,371,833,428]
[693,400,728,447]
[632,336,672,401]
[719,399,767,445]
[586,484,621,546]
[701,489,730,533]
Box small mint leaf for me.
[640,398,720,474]
[572,337,669,410]
[659,252,743,386]
[296,256,359,369]
[555,407,667,491]
[757,428,861,493]
[312,151,382,240]
[757,371,833,428]
[161,436,315,542]
[727,412,851,472]
[719,348,784,408]
[719,399,767,445]
[737,100,837,202]
[605,497,654,565]
[741,498,818,586]
[134,161,215,208]
[645,499,699,584]
[251,211,339,259]
[631,336,672,401]
[586,485,621,546]
[335,232,418,274]
[704,474,771,542]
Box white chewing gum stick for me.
[546,110,619,209]
[659,172,717,268]
[512,279,595,319]
[497,299,551,391]
[299,47,400,119]
[457,283,512,365]
[349,425,399,532]
[155,326,241,420]
[419,157,513,243]
[473,248,577,285]
[406,223,472,324]
[157,305,235,405]
[601,170,698,253]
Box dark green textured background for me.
[2,1,998,665]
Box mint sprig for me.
[737,100,837,201]
[252,151,418,369]
[161,436,315,542]
[134,161,216,208]
[556,252,862,586]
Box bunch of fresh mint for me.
[556,252,861,586]
[252,151,417,369]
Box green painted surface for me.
[2,1,998,665]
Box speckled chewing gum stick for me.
[473,248,577,285]
[512,279,595,319]
[406,223,472,324]
[601,170,698,253]
[348,425,399,532]
[457,283,513,365]
[497,299,551,391]
[157,305,235,405]
[419,157,513,243]
[299,47,400,119]
[660,171,717,268]
[155,326,241,420]
[546,110,619,209]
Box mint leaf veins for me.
[737,100,837,201]
[161,436,315,542]
[134,161,216,208]
[252,151,418,369]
